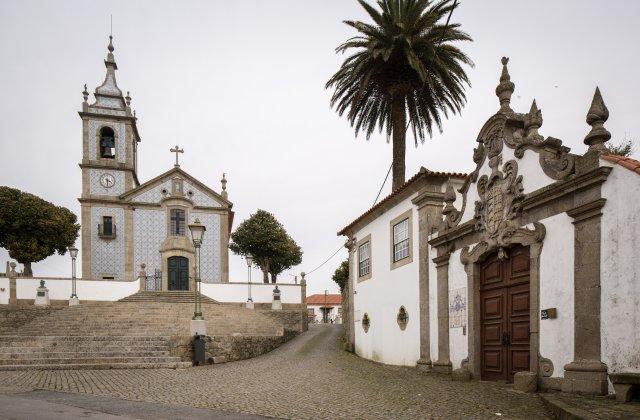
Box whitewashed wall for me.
[539,214,575,378]
[15,277,139,301]
[0,277,301,305]
[0,278,8,305]
[352,195,421,366]
[201,282,302,304]
[600,162,640,374]
[449,249,468,369]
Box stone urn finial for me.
[524,99,543,141]
[221,173,228,199]
[584,87,611,152]
[496,56,515,113]
[82,84,89,103]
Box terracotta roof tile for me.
[306,294,342,305]
[337,167,466,236]
[601,154,640,176]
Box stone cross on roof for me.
[170,145,184,167]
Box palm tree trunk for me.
[391,95,407,191]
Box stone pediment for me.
[438,58,581,235]
[121,167,231,208]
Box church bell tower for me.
[78,36,141,279]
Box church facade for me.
[79,37,232,289]
[339,58,640,396]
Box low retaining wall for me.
[0,276,303,306]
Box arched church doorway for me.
[479,245,530,382]
[168,256,189,291]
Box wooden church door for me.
[480,245,531,382]
[168,256,189,291]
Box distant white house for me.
[306,294,342,324]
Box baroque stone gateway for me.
[338,57,640,398]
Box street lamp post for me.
[188,218,206,336]
[68,246,79,306]
[245,254,254,309]
[324,289,328,323]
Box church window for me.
[99,127,116,158]
[358,241,371,278]
[170,209,186,236]
[98,216,116,239]
[393,218,410,262]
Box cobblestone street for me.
[0,325,551,419]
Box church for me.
[79,36,232,289]
[339,58,640,397]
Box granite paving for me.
[0,324,551,419]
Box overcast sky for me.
[1,0,639,295]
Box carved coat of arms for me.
[474,127,525,244]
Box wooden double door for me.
[168,256,189,291]
[480,245,531,382]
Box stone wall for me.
[261,310,306,333]
[170,310,305,364]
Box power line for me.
[373,163,393,206]
[305,244,345,276]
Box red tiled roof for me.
[601,154,640,175]
[337,167,467,236]
[306,294,342,305]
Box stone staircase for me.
[119,291,218,304]
[0,300,286,370]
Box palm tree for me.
[326,0,473,191]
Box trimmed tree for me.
[0,186,80,276]
[332,260,349,292]
[268,235,302,283]
[229,209,303,283]
[326,0,473,191]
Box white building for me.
[306,294,342,324]
[78,36,232,289]
[338,58,640,398]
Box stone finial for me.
[82,84,89,103]
[221,173,228,199]
[442,182,457,215]
[300,272,306,285]
[133,110,137,118]
[524,99,543,140]
[125,91,131,107]
[584,87,611,152]
[7,262,17,279]
[495,57,515,113]
[106,35,116,65]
